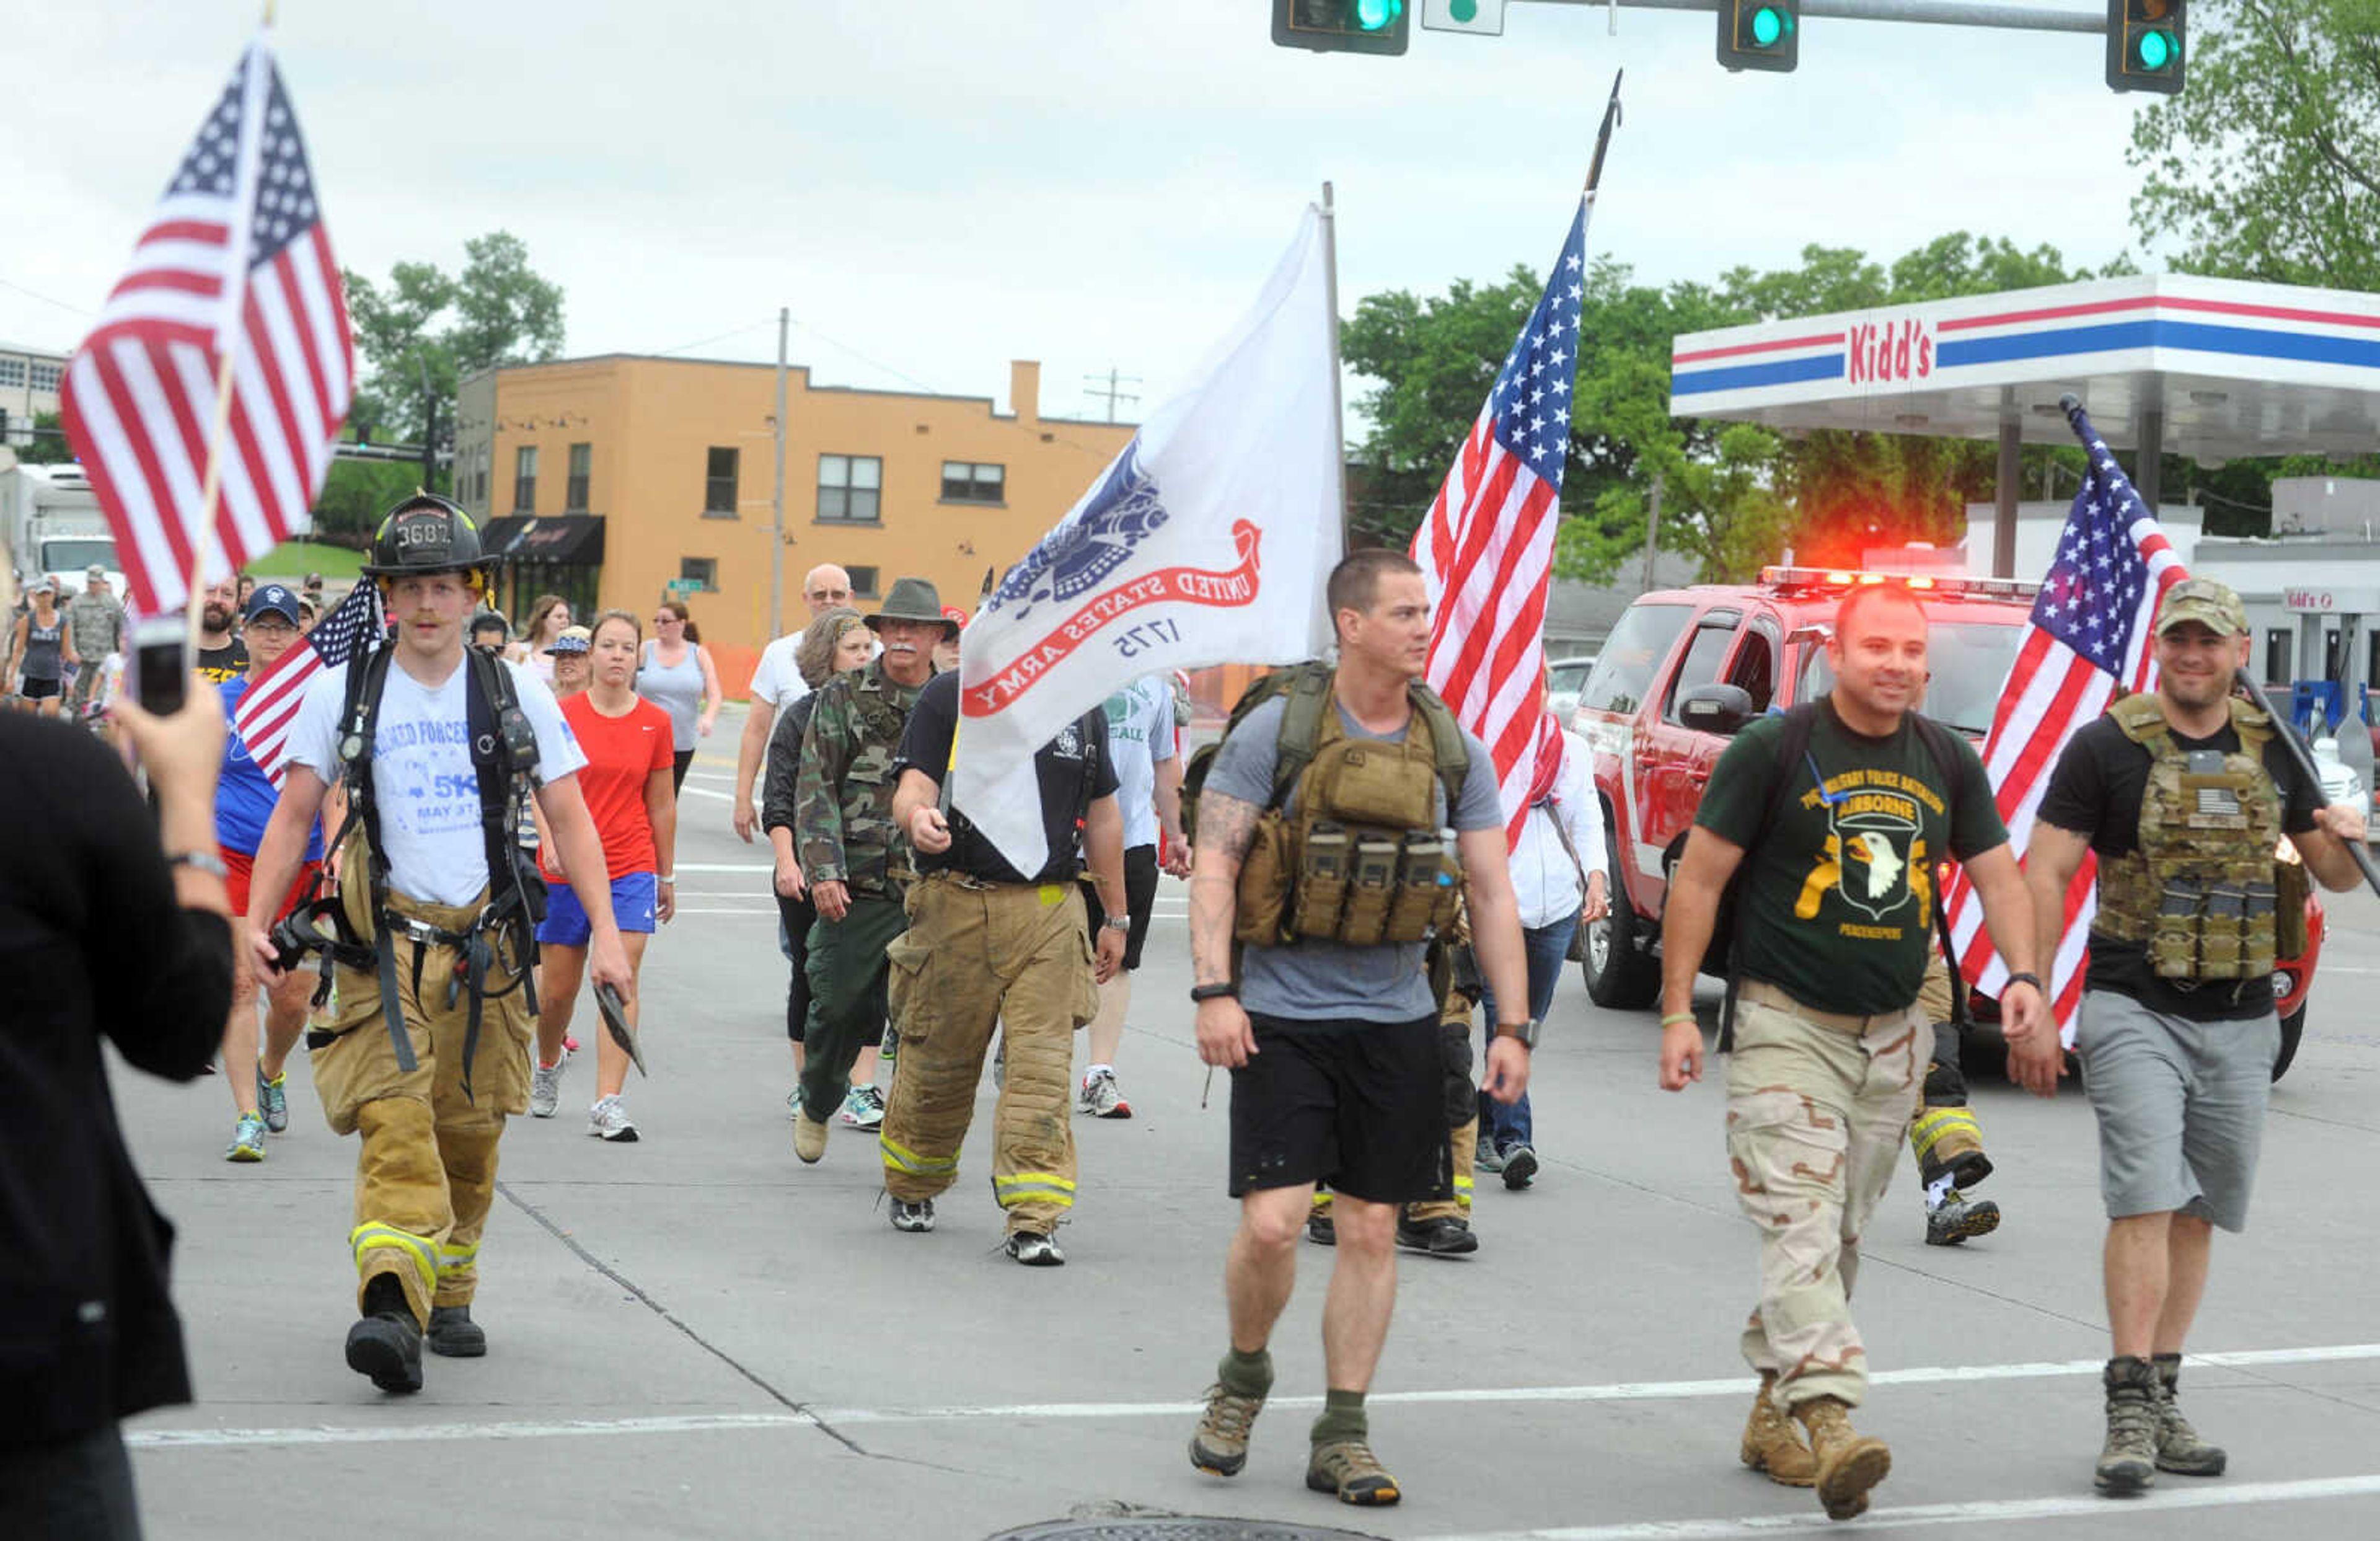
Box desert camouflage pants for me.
[1725,986,1924,1409]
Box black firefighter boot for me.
[346,1273,425,1393]
[426,1304,487,1358]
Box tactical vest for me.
[2092,692,2304,983]
[1227,665,1468,950]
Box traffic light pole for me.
[1514,0,2102,33]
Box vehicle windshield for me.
[40,539,116,575]
[1799,620,2025,737]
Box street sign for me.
[666,578,703,596]
[1422,0,1507,33]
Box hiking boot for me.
[2096,1356,2160,1497]
[1078,1067,1132,1119]
[530,1058,564,1118]
[587,1095,638,1142]
[226,1111,267,1163]
[839,1084,886,1129]
[793,1106,829,1163]
[1794,1396,1890,1520]
[1500,1142,1540,1191]
[1006,1230,1065,1266]
[1306,1438,1401,1506]
[1740,1373,1817,1488]
[425,1305,485,1358]
[1189,1382,1265,1477]
[1395,1215,1478,1256]
[1473,1132,1505,1174]
[1925,1190,2001,1247]
[1307,1210,1336,1247]
[257,1070,290,1133]
[345,1277,423,1393]
[889,1197,935,1233]
[2151,1354,2226,1477]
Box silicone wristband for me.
[1659,1012,1697,1028]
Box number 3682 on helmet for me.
[361,495,494,585]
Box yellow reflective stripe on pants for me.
[436,1237,481,1281]
[351,1221,439,1284]
[1910,1105,1982,1160]
[879,1132,959,1177]
[994,1171,1077,1209]
[1453,1172,1473,1211]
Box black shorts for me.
[19,676,60,701]
[1082,842,1160,971]
[671,749,694,792]
[1228,1011,1447,1203]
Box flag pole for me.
[1320,182,1348,557]
[1584,69,1624,200]
[181,350,242,659]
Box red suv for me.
[1573,567,2322,1080]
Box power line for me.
[0,273,94,320]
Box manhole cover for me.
[987,1521,1387,1540]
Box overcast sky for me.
[5,2,2151,425]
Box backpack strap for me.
[1409,681,1472,821]
[1266,661,1336,811]
[336,643,419,1077]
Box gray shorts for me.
[2076,989,2277,1232]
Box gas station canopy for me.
[1667,273,2380,462]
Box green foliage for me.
[0,409,69,462]
[342,231,566,488]
[2128,0,2380,291]
[309,458,423,549]
[252,537,364,580]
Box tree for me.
[2127,0,2380,292]
[342,231,565,488]
[310,458,423,549]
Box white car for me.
[2309,736,2367,810]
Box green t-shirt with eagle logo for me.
[1695,698,2008,1017]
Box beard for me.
[203,603,233,631]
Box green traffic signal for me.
[1356,0,1402,29]
[1272,0,1409,55]
[2106,0,2185,93]
[1717,0,1797,71]
[1750,6,1784,46]
[2135,27,2173,69]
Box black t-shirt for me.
[197,638,249,684]
[894,671,1119,885]
[2036,712,2322,1021]
[1695,699,2008,1016]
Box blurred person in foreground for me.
[0,664,236,1538]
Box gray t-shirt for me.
[1205,694,1502,1023]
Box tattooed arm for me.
[1190,788,1261,1067]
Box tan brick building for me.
[451,355,1135,689]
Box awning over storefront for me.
[482,514,605,567]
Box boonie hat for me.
[85,563,107,582]
[550,624,593,655]
[244,583,303,625]
[2153,577,2249,638]
[866,576,956,639]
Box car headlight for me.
[2276,837,2303,865]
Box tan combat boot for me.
[1794,1396,1891,1521]
[1740,1372,1816,1487]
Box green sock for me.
[1219,1346,1274,1398]
[1311,1387,1367,1446]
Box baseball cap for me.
[85,563,107,583]
[2153,577,2249,638]
[550,624,593,655]
[244,583,303,625]
[28,576,55,596]
[941,604,969,629]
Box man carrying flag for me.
[2014,427,2366,1495]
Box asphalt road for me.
[113,724,2380,1540]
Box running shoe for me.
[1078,1068,1132,1119]
[531,1058,565,1118]
[889,1197,935,1233]
[1474,1134,1507,1175]
[257,1069,290,1133]
[1499,1142,1540,1191]
[226,1111,267,1163]
[839,1085,886,1128]
[1005,1230,1065,1266]
[588,1095,640,1142]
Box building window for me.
[0,358,24,389]
[681,557,718,593]
[2267,629,2293,686]
[846,565,879,599]
[818,454,881,523]
[27,361,61,394]
[513,445,538,513]
[566,443,591,511]
[940,461,1005,504]
[474,444,491,510]
[703,446,739,516]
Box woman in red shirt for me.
[529,611,677,1141]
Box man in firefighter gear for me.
[249,495,629,1393]
[790,576,946,1163]
[882,673,1126,1265]
[1184,549,1532,1508]
[1909,949,1999,1245]
[2021,576,2361,1497]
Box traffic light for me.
[1716,0,1797,73]
[2106,0,2184,93]
[1274,0,1410,56]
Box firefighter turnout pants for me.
[309,890,532,1328]
[1908,951,1990,1190]
[800,894,907,1123]
[1725,987,1925,1409]
[879,873,1100,1235]
[1404,987,1478,1224]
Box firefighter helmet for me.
[361,495,491,580]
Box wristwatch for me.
[1493,1017,1541,1049]
[2004,971,2044,993]
[1101,916,1130,934]
[1189,981,1238,1003]
[165,850,230,880]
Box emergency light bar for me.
[1758,566,2040,603]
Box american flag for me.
[1411,198,1589,846]
[61,38,353,618]
[1941,402,2187,1039]
[233,579,381,785]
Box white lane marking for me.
[668,907,781,917]
[677,784,734,802]
[675,861,774,873]
[123,1343,2380,1450]
[1426,1474,2380,1540]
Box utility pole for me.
[1083,367,1141,423]
[769,306,788,643]
[415,354,436,495]
[1642,471,1662,593]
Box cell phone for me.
[131,615,188,715]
